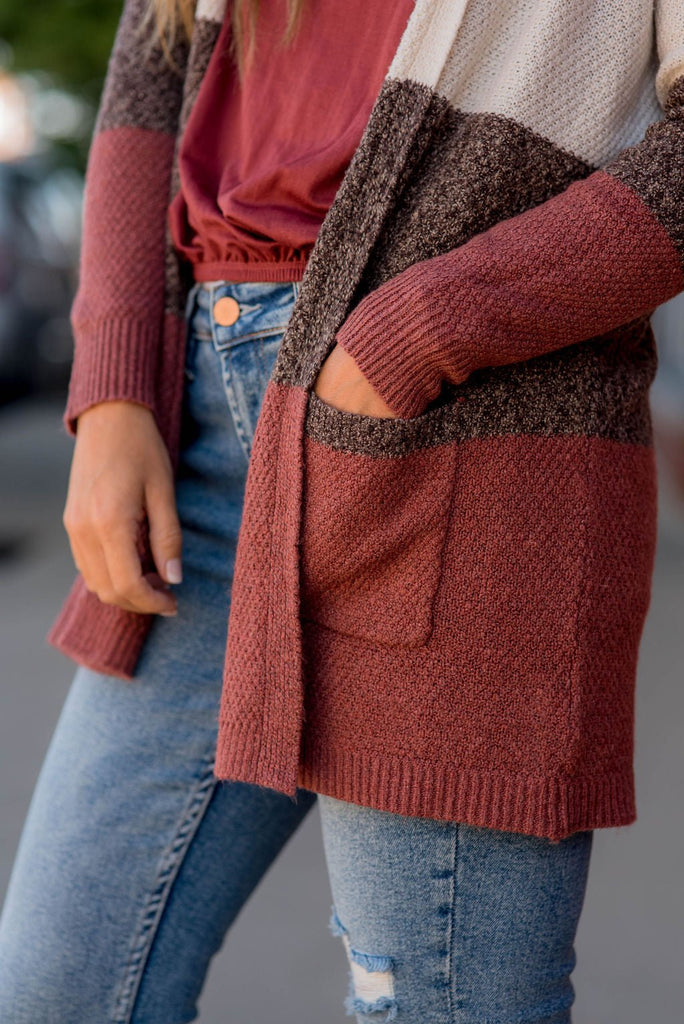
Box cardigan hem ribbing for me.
[214,722,636,842]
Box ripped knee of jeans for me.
[328,905,399,1022]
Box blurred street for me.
[1,384,683,1024]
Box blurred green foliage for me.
[0,1,124,167]
[0,0,122,102]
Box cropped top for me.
[167,0,415,282]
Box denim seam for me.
[218,348,253,464]
[109,749,219,1024]
[256,332,272,392]
[211,326,293,347]
[210,297,294,463]
[448,824,459,1024]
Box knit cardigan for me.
[47,0,684,841]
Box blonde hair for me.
[144,0,306,82]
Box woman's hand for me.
[313,343,398,418]
[62,400,182,617]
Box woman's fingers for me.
[66,524,118,606]
[100,515,178,616]
[66,499,176,615]
[145,460,184,589]
[62,400,182,616]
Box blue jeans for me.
[0,280,594,1024]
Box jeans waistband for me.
[185,279,300,347]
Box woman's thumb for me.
[145,473,183,586]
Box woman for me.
[1,0,682,1020]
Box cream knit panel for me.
[195,0,227,24]
[391,0,662,169]
[387,0,470,90]
[656,0,684,104]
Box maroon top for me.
[167,0,415,282]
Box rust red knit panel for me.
[64,127,176,435]
[335,170,684,418]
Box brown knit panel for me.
[357,106,594,296]
[164,16,225,318]
[304,315,656,455]
[663,73,684,117]
[605,72,684,261]
[96,0,189,136]
[177,17,225,137]
[271,79,595,391]
[163,227,191,320]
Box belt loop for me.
[184,280,201,322]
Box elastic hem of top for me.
[192,261,308,283]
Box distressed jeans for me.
[0,280,594,1024]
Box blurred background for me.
[0,4,682,1022]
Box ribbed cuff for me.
[45,572,152,681]
[63,318,160,437]
[334,263,473,419]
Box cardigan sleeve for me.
[334,10,684,420]
[61,0,189,437]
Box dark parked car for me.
[0,153,82,405]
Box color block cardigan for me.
[47,0,684,841]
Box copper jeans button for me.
[213,296,241,326]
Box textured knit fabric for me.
[167,0,414,282]
[47,0,684,840]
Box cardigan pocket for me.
[299,390,459,648]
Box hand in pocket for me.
[313,342,399,418]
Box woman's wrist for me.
[334,261,472,418]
